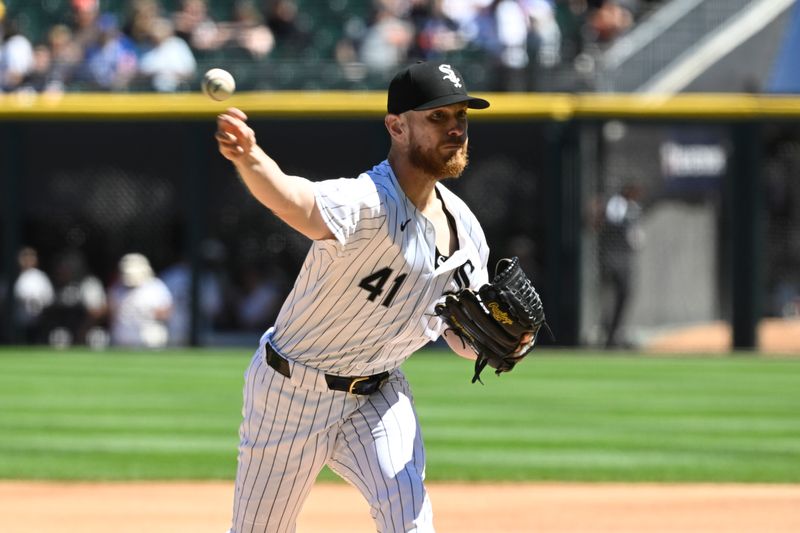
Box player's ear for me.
[385,114,406,140]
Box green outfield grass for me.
[0,348,798,483]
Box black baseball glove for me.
[435,257,548,383]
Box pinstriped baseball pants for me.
[230,349,434,533]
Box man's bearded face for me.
[408,131,469,178]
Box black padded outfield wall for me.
[2,93,799,349]
[0,116,550,345]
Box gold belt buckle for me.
[348,376,370,394]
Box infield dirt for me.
[645,317,800,354]
[2,481,799,532]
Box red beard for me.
[408,139,469,179]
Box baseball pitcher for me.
[215,61,546,533]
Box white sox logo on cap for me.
[439,64,462,88]
[386,61,489,114]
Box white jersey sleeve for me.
[313,175,383,252]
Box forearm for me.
[217,108,332,240]
[233,147,315,223]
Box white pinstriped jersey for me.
[270,159,489,376]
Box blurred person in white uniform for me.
[108,253,173,348]
[13,247,54,343]
[0,12,34,91]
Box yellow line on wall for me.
[1,92,800,120]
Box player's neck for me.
[388,154,438,211]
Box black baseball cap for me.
[387,62,490,115]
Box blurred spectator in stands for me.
[359,2,414,74]
[78,13,138,90]
[523,0,561,69]
[40,249,108,348]
[46,24,83,90]
[554,0,589,62]
[409,0,465,61]
[0,15,34,92]
[265,0,309,55]
[440,0,492,38]
[108,253,173,348]
[69,0,102,51]
[235,263,285,331]
[334,34,359,68]
[0,0,664,94]
[123,0,163,51]
[160,240,230,346]
[586,0,633,45]
[17,45,60,94]
[13,247,54,344]
[138,17,197,91]
[173,0,228,53]
[227,0,275,60]
[472,0,531,91]
[595,182,645,348]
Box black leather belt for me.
[264,343,389,395]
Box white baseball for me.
[202,68,236,101]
